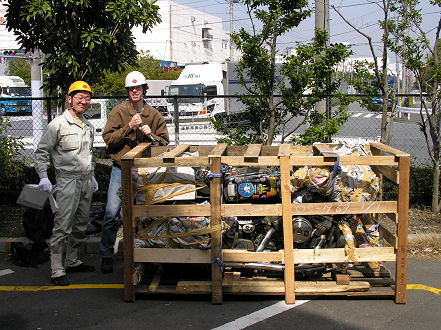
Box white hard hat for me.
[125,71,147,88]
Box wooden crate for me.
[121,142,409,304]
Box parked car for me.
[372,97,393,110]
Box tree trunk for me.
[432,159,440,212]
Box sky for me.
[172,0,441,59]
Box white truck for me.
[0,76,32,115]
[166,62,248,120]
[145,79,173,117]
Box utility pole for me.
[169,3,173,61]
[31,49,44,150]
[229,0,237,60]
[315,0,330,115]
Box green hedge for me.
[383,165,437,209]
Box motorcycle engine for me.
[292,215,335,248]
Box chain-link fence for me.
[1,95,431,167]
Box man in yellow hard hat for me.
[34,81,98,286]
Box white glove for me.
[38,178,52,193]
[92,176,99,192]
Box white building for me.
[0,0,238,73]
[133,0,237,65]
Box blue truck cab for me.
[0,76,32,115]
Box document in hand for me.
[16,184,59,212]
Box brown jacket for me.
[103,101,169,166]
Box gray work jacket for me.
[35,109,95,179]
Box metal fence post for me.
[173,97,179,145]
[46,99,52,124]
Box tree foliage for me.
[92,52,181,96]
[7,58,31,85]
[333,0,396,145]
[220,8,352,146]
[5,0,161,94]
[388,0,441,211]
[0,117,24,179]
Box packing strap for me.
[320,151,341,194]
[138,167,207,204]
[136,217,224,248]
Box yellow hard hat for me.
[68,81,93,96]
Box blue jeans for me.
[100,166,122,258]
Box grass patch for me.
[408,232,441,259]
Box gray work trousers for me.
[50,175,93,278]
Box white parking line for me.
[352,113,362,117]
[211,300,310,330]
[375,114,382,119]
[0,269,14,277]
[364,113,374,118]
[3,116,32,121]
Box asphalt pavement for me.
[0,252,440,330]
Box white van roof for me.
[0,76,27,87]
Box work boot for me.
[66,263,95,272]
[101,257,113,274]
[86,220,102,235]
[51,275,70,286]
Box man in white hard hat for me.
[99,71,169,273]
[35,81,98,286]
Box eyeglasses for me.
[73,95,91,103]
[128,85,146,93]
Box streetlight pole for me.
[230,0,234,60]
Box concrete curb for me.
[0,236,124,256]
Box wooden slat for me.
[379,225,397,248]
[175,280,371,294]
[280,155,296,304]
[395,154,410,304]
[162,144,190,161]
[372,165,399,184]
[223,272,241,287]
[244,144,262,161]
[208,143,228,157]
[278,144,291,157]
[121,158,136,302]
[222,250,283,263]
[148,266,163,292]
[133,204,211,217]
[122,142,151,160]
[134,248,211,263]
[222,204,282,217]
[290,155,397,166]
[293,247,396,263]
[313,143,335,156]
[370,142,410,157]
[386,212,397,223]
[290,201,397,215]
[134,157,210,168]
[221,156,281,167]
[209,155,223,304]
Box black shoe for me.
[51,275,70,286]
[86,220,102,235]
[66,263,95,272]
[101,257,113,274]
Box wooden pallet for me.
[121,142,409,304]
[133,263,395,298]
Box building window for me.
[202,27,213,41]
